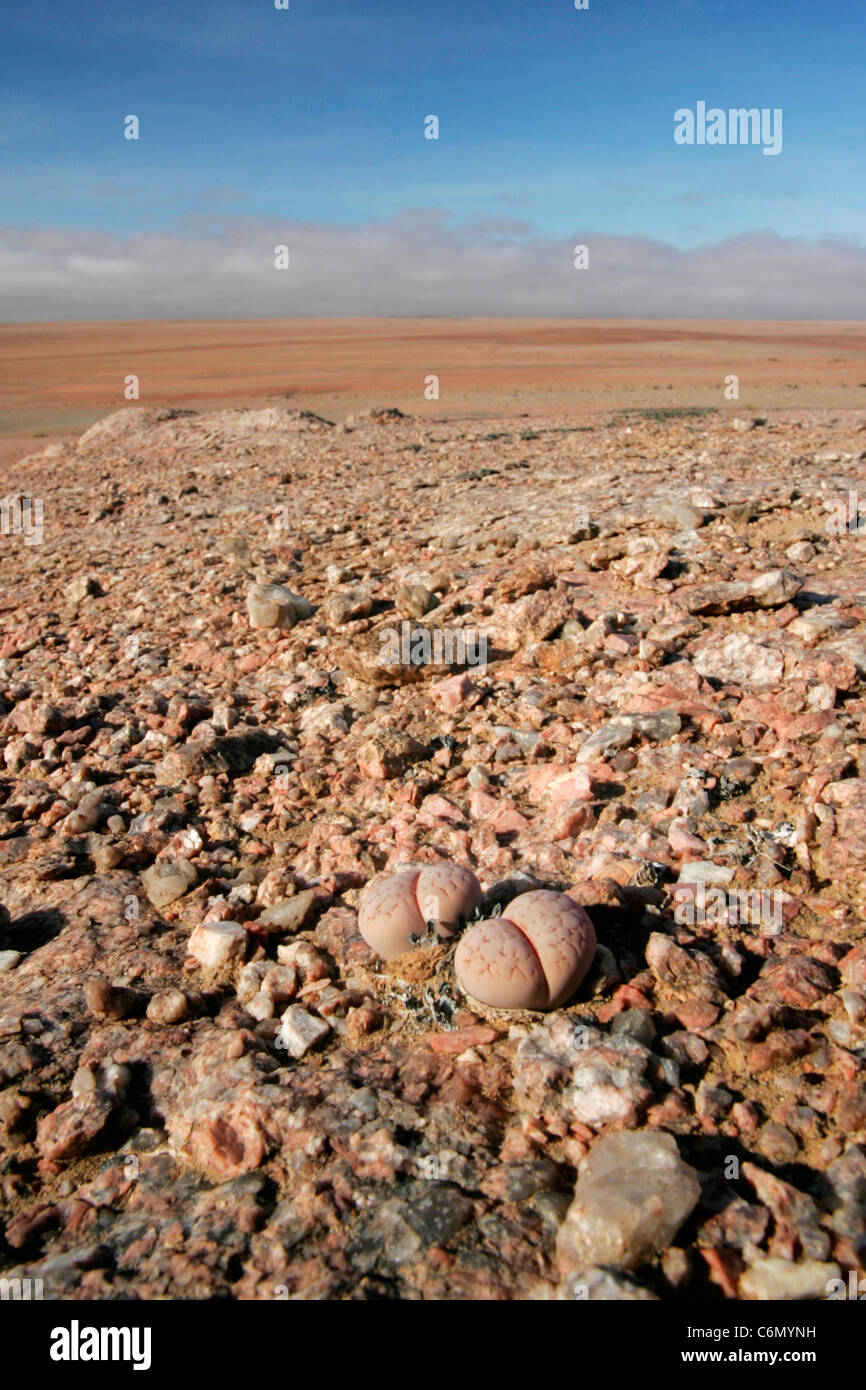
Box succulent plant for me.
[454,889,596,1011]
[358,864,482,960]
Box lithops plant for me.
[455,890,596,1011]
[358,864,482,960]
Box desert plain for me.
[1,318,865,464]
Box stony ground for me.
[1,402,865,1301]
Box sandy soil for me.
[1,319,864,460]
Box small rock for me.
[247,581,312,630]
[357,728,426,780]
[373,1201,423,1262]
[786,540,816,563]
[71,1059,131,1102]
[277,1004,331,1058]
[686,569,801,616]
[216,534,251,562]
[37,1092,115,1161]
[669,821,707,855]
[187,920,247,968]
[675,860,735,886]
[84,978,141,1021]
[646,931,727,1005]
[577,722,634,763]
[556,1131,701,1273]
[258,889,318,934]
[260,965,297,1005]
[141,859,197,909]
[236,960,274,1004]
[0,1088,33,1145]
[739,1256,840,1301]
[756,1121,799,1163]
[657,502,705,531]
[692,632,784,689]
[749,568,803,608]
[610,1009,656,1048]
[824,1145,866,1239]
[276,940,333,981]
[565,1038,653,1129]
[321,590,373,625]
[695,1080,734,1121]
[395,582,437,619]
[325,563,352,584]
[146,988,191,1024]
[246,991,275,1021]
[624,708,682,742]
[432,671,481,712]
[66,573,103,603]
[428,1025,500,1054]
[7,699,65,735]
[402,1184,474,1246]
[493,588,573,649]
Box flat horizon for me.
[2,318,864,460]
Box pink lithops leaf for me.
[415,863,483,939]
[357,870,424,959]
[504,890,597,1008]
[455,889,597,1010]
[454,918,548,1011]
[357,863,482,960]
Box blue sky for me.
[1,0,864,317]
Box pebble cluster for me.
[0,401,865,1301]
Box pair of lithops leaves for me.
[358,864,596,1011]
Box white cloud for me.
[0,214,864,319]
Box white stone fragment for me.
[277,1004,330,1058]
[556,1131,700,1273]
[740,1257,841,1302]
[247,582,313,630]
[187,920,247,968]
[246,991,275,1021]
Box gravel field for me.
[1,401,865,1301]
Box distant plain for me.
[1,317,864,467]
